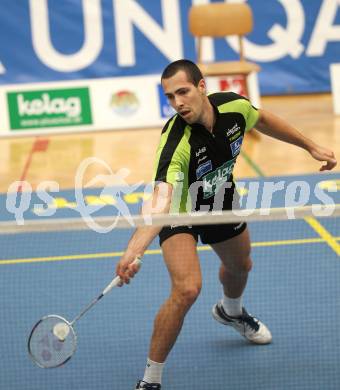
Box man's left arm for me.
[254,109,337,171]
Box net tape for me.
[0,204,339,235]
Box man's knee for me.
[222,255,253,275]
[242,256,253,273]
[173,281,202,307]
[231,242,252,273]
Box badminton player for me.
[116,60,337,390]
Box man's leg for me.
[149,233,201,361]
[211,227,272,344]
[212,227,252,301]
[139,233,201,387]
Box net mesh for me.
[1,205,340,389]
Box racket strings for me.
[28,316,76,368]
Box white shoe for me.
[212,302,272,345]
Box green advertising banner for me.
[7,87,92,130]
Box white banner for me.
[0,74,260,137]
[0,75,166,137]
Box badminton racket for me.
[28,256,142,368]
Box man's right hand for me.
[116,253,142,286]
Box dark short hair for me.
[161,59,203,86]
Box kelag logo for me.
[203,160,236,199]
[157,84,175,118]
[7,87,93,130]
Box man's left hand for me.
[309,145,337,171]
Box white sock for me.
[143,358,164,384]
[222,294,243,317]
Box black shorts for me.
[159,221,247,246]
[159,180,246,245]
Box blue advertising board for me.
[0,0,339,94]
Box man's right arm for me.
[115,182,173,285]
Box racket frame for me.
[27,314,76,369]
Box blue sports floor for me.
[0,173,339,390]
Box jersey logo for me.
[229,131,241,142]
[230,136,243,157]
[195,146,206,157]
[226,123,240,137]
[196,160,212,179]
[197,156,207,164]
[202,159,236,199]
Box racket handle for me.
[103,256,142,295]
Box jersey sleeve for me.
[211,92,259,132]
[152,117,190,187]
[245,102,259,132]
[153,147,185,186]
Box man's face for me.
[162,70,206,124]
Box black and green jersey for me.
[153,92,259,212]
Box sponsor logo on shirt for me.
[197,156,207,164]
[196,160,212,179]
[195,146,206,157]
[229,131,241,142]
[202,159,236,199]
[226,123,240,137]
[230,136,243,157]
